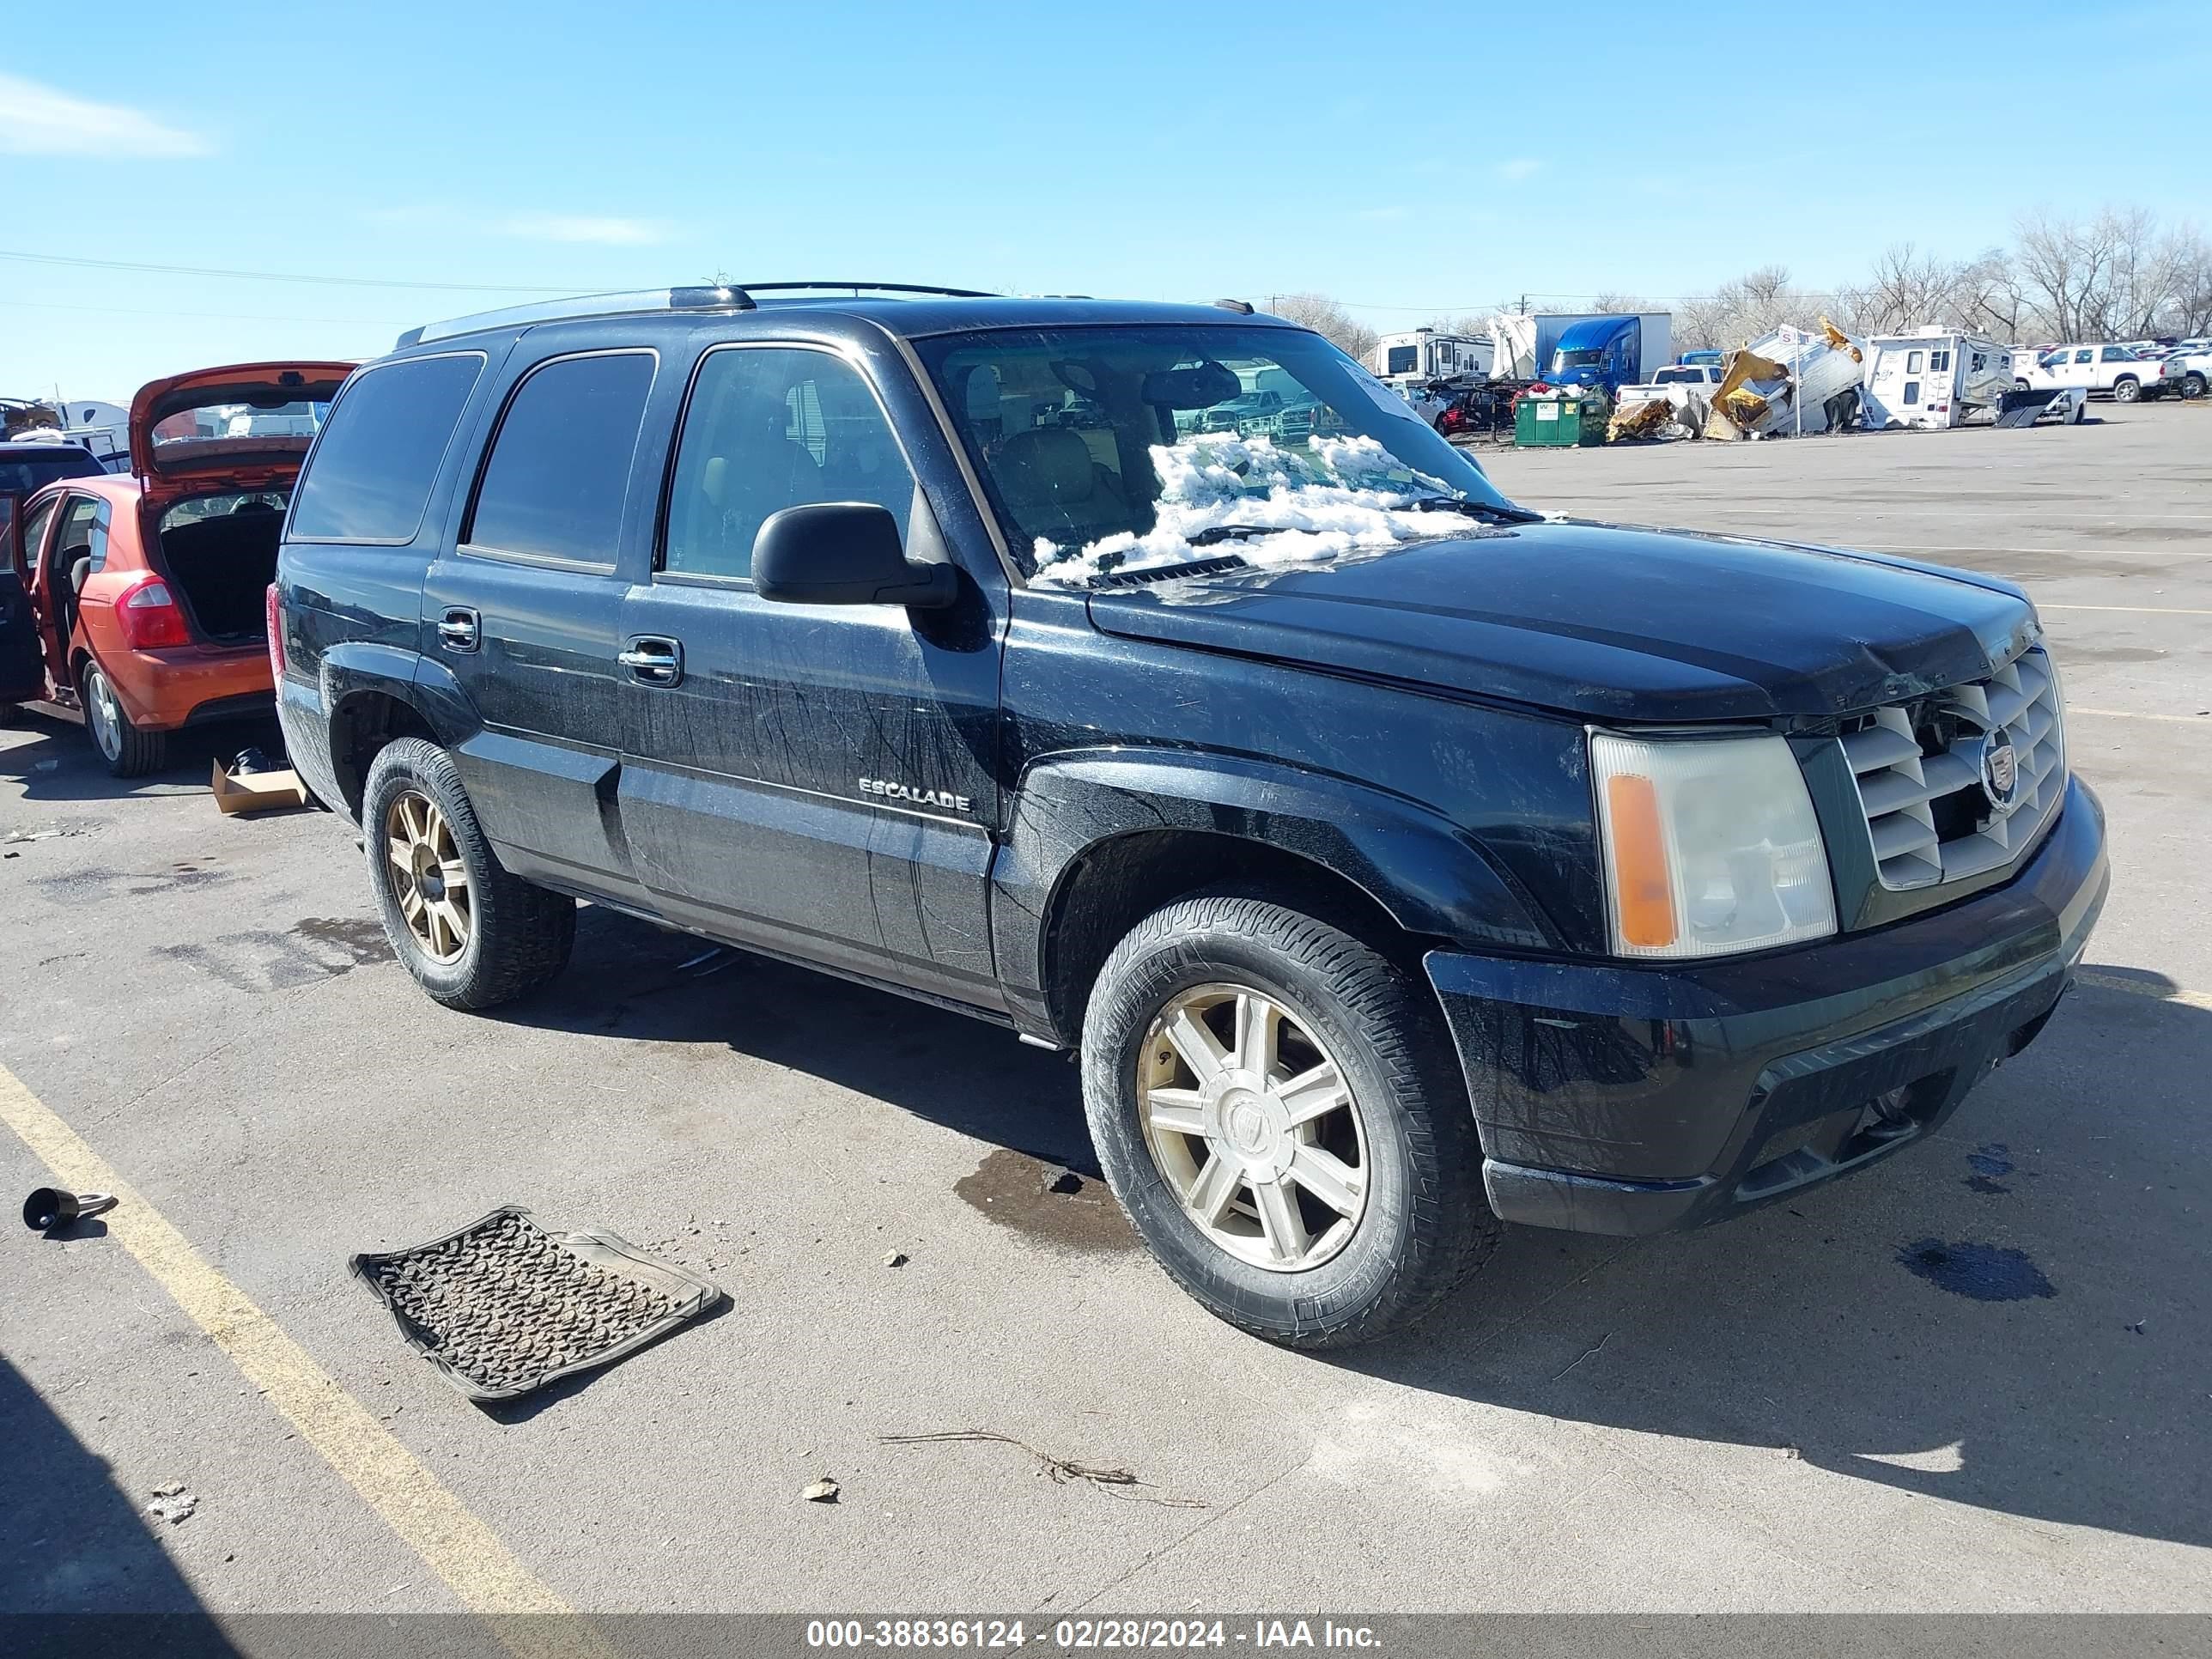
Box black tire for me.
[1080,890,1498,1349]
[2113,375,2141,404]
[81,658,166,777]
[2186,372,2206,400]
[362,737,574,1010]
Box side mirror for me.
[751,503,957,609]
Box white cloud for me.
[0,72,210,158]
[497,212,665,247]
[1493,157,1542,183]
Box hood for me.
[1085,520,2036,724]
[130,362,353,496]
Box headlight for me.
[1590,729,1836,959]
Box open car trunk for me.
[155,495,285,645]
[125,360,352,648]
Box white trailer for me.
[1370,329,1495,385]
[1861,330,2014,429]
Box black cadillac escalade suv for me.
[272,285,2107,1348]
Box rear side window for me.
[465,350,656,566]
[290,352,486,543]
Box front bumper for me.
[1425,778,2107,1236]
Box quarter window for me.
[467,351,656,566]
[663,348,917,580]
[291,353,486,542]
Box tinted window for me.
[664,348,916,580]
[290,353,486,542]
[2074,349,2094,364]
[467,351,656,565]
[0,449,103,495]
[2101,346,2133,362]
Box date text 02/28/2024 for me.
[805,1620,1383,1650]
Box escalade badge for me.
[860,777,973,813]
[1979,733,2021,817]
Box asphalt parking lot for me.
[3,402,2208,1627]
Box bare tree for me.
[1674,266,1810,351]
[1266,293,1379,361]
[2014,208,2120,341]
[1590,292,1655,313]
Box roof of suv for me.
[396,287,1284,351]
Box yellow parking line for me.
[2069,708,2212,723]
[2075,972,2212,1012]
[0,1063,611,1659]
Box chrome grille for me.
[1839,644,2067,890]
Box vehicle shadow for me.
[0,708,283,807]
[1334,971,2212,1554]
[0,1354,240,1652]
[501,913,2209,1555]
[496,903,1098,1175]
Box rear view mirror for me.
[751,503,957,609]
[1139,361,1243,409]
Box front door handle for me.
[437,607,479,652]
[618,635,684,686]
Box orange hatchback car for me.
[2,362,351,775]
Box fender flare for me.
[993,748,1557,1028]
[313,642,449,812]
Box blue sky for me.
[5,0,2208,401]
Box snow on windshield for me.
[1030,433,1498,587]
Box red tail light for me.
[265,583,287,679]
[114,575,192,650]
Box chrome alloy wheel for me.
[1137,982,1370,1272]
[84,665,122,761]
[385,790,471,964]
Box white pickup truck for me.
[2019,343,2170,403]
[1615,362,1727,413]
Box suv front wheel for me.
[362,738,575,1009]
[1081,890,1498,1348]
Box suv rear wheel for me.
[1080,890,1497,1348]
[82,659,166,777]
[362,738,574,1009]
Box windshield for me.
[915,325,1521,585]
[1554,349,1607,368]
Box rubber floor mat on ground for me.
[350,1206,721,1401]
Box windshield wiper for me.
[1187,523,1291,547]
[1406,495,1544,525]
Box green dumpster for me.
[1515,395,1605,447]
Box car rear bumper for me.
[1424,777,2107,1236]
[103,642,272,731]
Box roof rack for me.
[397,281,1000,349]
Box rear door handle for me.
[618,635,684,686]
[437,607,480,652]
